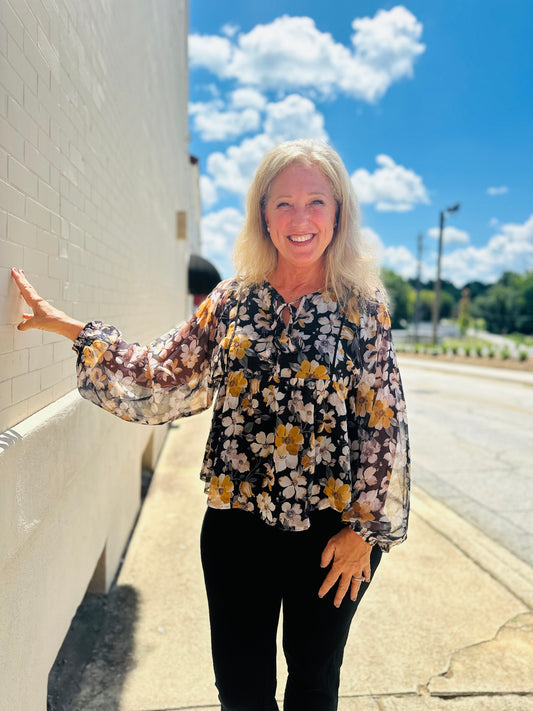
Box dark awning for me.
[188,254,222,295]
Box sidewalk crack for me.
[426,612,533,698]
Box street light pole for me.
[414,233,423,344]
[432,203,460,344]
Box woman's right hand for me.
[11,268,84,341]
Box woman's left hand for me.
[319,527,372,607]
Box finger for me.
[318,567,339,599]
[11,268,37,306]
[320,540,335,569]
[333,574,351,608]
[350,577,362,602]
[17,314,34,331]
[363,560,372,584]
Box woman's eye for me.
[277,202,290,208]
[311,199,324,205]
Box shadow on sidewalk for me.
[47,467,155,710]
[47,584,139,711]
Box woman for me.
[12,139,410,711]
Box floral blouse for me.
[73,280,410,550]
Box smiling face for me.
[263,163,338,282]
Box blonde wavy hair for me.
[233,139,386,309]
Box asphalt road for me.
[398,358,533,567]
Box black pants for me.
[200,507,382,711]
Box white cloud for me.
[190,101,261,141]
[441,214,533,285]
[263,94,328,143]
[189,7,425,103]
[201,207,245,278]
[351,154,429,212]
[221,23,239,38]
[361,228,422,281]
[382,245,419,280]
[199,175,218,209]
[189,34,233,74]
[206,134,274,197]
[230,88,267,111]
[361,226,384,260]
[205,96,327,198]
[427,225,470,245]
[487,186,509,196]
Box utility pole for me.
[414,233,423,344]
[432,203,460,344]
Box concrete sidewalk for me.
[72,410,533,711]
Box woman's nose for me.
[290,205,309,224]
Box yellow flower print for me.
[318,411,335,434]
[295,360,329,380]
[220,322,235,350]
[352,501,376,522]
[377,303,391,328]
[239,481,252,498]
[355,384,374,417]
[208,474,234,506]
[341,325,354,341]
[83,340,108,368]
[332,380,347,401]
[227,371,248,398]
[324,477,351,512]
[368,398,394,429]
[250,378,260,394]
[346,297,361,325]
[301,454,312,471]
[295,360,313,378]
[229,336,252,359]
[196,297,213,329]
[313,364,328,380]
[275,423,304,457]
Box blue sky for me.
[188,1,532,287]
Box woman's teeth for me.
[288,234,314,243]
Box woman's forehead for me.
[267,163,334,198]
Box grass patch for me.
[507,333,533,347]
[442,336,492,351]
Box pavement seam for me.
[424,613,529,697]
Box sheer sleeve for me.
[72,282,232,425]
[343,301,410,551]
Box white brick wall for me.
[1,0,194,432]
[0,2,199,708]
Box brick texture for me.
[1,0,196,432]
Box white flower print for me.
[251,431,275,457]
[279,471,307,500]
[279,501,304,529]
[75,281,409,549]
[222,411,245,437]
[181,340,202,368]
[257,492,275,522]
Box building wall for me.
[0,1,194,708]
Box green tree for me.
[471,270,533,335]
[415,289,453,321]
[381,268,414,328]
[457,288,472,336]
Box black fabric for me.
[200,507,382,711]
